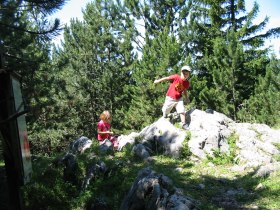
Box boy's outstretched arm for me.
[154,76,170,84]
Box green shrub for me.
[180,131,192,159]
[206,132,239,165]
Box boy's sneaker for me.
[182,123,189,130]
[163,113,172,121]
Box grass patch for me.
[255,170,280,209]
[19,141,280,210]
[273,142,280,150]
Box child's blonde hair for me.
[100,110,112,122]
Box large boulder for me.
[120,167,199,210]
[140,117,187,157]
[118,109,280,171]
[232,122,280,167]
[118,118,186,158]
[118,132,140,150]
[187,109,233,159]
[187,109,280,168]
[70,136,92,154]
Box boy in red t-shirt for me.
[154,65,191,130]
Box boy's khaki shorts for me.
[162,96,185,116]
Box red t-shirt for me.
[166,74,190,100]
[97,120,111,141]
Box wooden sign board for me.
[11,74,32,184]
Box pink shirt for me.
[97,120,111,141]
[166,74,190,100]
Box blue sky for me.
[51,0,280,56]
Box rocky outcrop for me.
[120,167,200,210]
[70,136,92,154]
[118,118,186,158]
[187,109,280,169]
[118,109,280,173]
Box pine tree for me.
[201,30,245,119]
[0,0,65,72]
[51,0,136,137]
[120,0,191,130]
[180,0,280,120]
[238,57,280,126]
[0,0,67,154]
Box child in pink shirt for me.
[97,110,118,149]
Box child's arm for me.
[154,76,170,84]
[97,123,114,135]
[98,130,113,135]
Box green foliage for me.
[1,0,279,159]
[0,0,70,157]
[23,145,146,209]
[121,143,134,158]
[237,57,280,127]
[22,155,76,209]
[118,0,192,131]
[29,128,66,155]
[180,131,192,159]
[20,146,280,210]
[26,0,138,153]
[206,132,239,165]
[272,143,280,161]
[184,0,278,124]
[121,30,183,131]
[2,0,280,208]
[273,143,280,151]
[255,170,280,209]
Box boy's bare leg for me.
[180,113,186,125]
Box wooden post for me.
[0,71,32,209]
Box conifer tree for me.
[200,30,245,119]
[121,30,182,130]
[0,0,65,72]
[52,0,136,136]
[0,0,67,154]
[237,57,280,126]
[120,0,191,130]
[181,0,280,120]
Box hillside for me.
[16,109,280,209]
